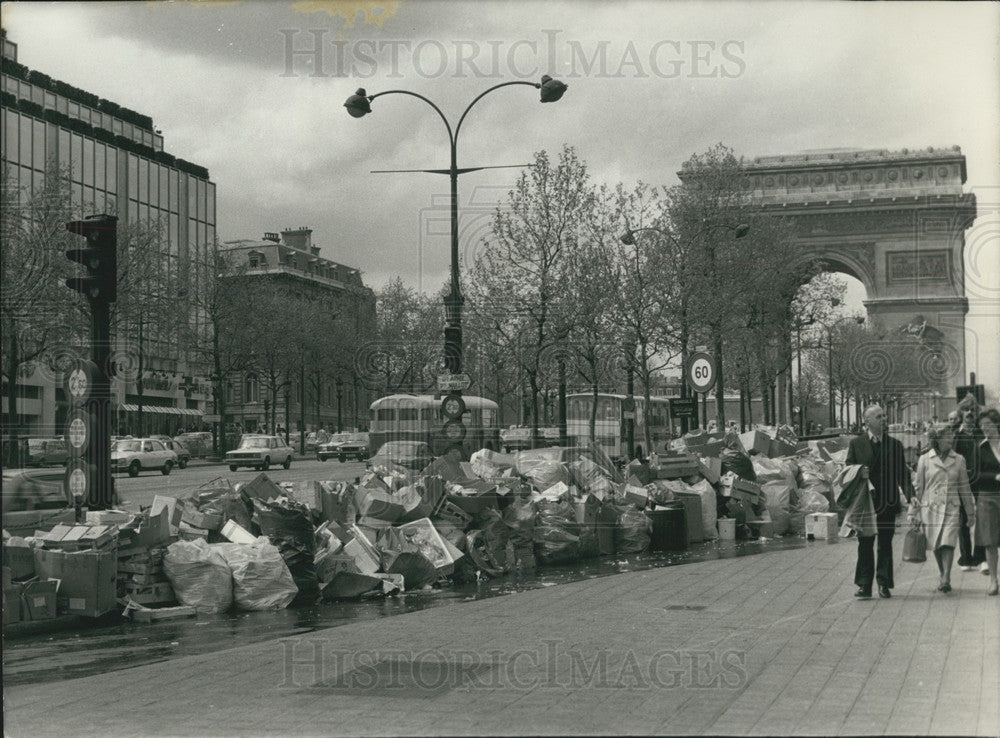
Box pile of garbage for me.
[2,425,855,625]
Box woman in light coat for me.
[911,423,976,593]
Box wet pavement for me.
[2,535,810,686]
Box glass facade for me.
[2,62,216,431]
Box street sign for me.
[204,414,222,423]
[437,373,472,391]
[670,397,698,419]
[442,419,467,442]
[66,463,87,501]
[68,414,88,452]
[686,352,717,393]
[65,360,98,406]
[441,394,466,420]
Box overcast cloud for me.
[4,0,998,390]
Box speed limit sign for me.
[64,359,98,407]
[67,412,89,454]
[686,352,717,393]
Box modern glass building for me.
[1,32,216,435]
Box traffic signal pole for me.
[65,215,117,511]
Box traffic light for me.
[65,214,117,303]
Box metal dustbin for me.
[646,503,687,552]
[596,504,618,556]
[672,492,704,545]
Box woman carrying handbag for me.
[910,423,976,593]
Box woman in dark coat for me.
[972,408,1000,596]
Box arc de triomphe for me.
[745,146,977,400]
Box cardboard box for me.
[806,512,839,540]
[740,430,772,456]
[32,549,117,618]
[238,473,283,500]
[315,481,359,525]
[354,487,406,523]
[149,496,183,530]
[180,507,223,531]
[2,545,36,580]
[117,509,172,553]
[86,510,135,526]
[20,579,59,620]
[768,437,798,459]
[314,552,361,584]
[696,456,722,485]
[220,520,257,544]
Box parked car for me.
[26,437,69,467]
[111,438,178,477]
[226,434,294,472]
[2,466,70,513]
[327,432,370,463]
[162,439,191,468]
[316,432,350,462]
[176,431,212,458]
[367,441,435,476]
[305,430,332,453]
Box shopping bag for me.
[902,525,927,563]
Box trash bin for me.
[673,492,704,545]
[718,518,736,541]
[596,504,618,556]
[646,504,687,552]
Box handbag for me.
[902,524,927,563]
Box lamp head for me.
[620,231,637,246]
[734,223,750,239]
[539,75,568,103]
[344,89,372,118]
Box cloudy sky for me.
[4,0,999,392]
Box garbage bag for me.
[686,479,719,540]
[503,496,536,547]
[516,458,571,490]
[569,457,614,500]
[251,498,319,603]
[164,539,233,614]
[216,540,298,610]
[761,481,792,536]
[615,507,651,553]
[721,446,757,482]
[534,500,579,565]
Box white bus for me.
[368,394,501,458]
[566,393,674,461]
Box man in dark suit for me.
[846,404,915,599]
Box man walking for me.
[847,404,915,599]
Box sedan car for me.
[316,432,349,462]
[162,439,191,468]
[319,432,370,463]
[2,467,71,513]
[111,438,178,477]
[367,441,435,476]
[225,434,294,471]
[26,437,69,467]
[176,431,212,458]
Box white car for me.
[111,438,178,477]
[226,434,294,472]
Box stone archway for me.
[746,146,977,396]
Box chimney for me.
[281,227,312,251]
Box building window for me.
[245,376,259,404]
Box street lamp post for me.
[345,76,567,379]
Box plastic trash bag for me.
[164,539,233,614]
[251,498,318,603]
[534,500,579,565]
[615,507,652,553]
[216,540,298,610]
[503,496,537,547]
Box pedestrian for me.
[970,408,1000,595]
[910,423,976,594]
[954,404,985,571]
[946,410,961,430]
[846,404,914,599]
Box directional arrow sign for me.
[437,373,472,392]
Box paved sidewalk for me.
[4,537,998,736]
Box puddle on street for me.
[3,536,813,686]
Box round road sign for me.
[441,394,466,420]
[64,359,98,406]
[67,465,87,500]
[686,352,717,393]
[442,419,467,442]
[68,415,88,452]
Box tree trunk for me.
[713,333,726,427]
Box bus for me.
[566,393,674,461]
[368,394,501,459]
